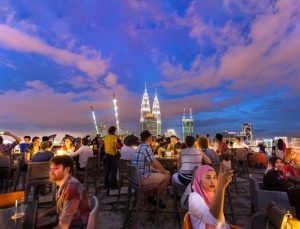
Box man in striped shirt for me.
[133,130,170,207]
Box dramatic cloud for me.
[0,24,109,79]
[159,0,300,94]
[0,0,299,138]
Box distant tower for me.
[152,88,161,136]
[140,83,151,123]
[242,123,253,142]
[182,108,194,139]
[140,84,161,137]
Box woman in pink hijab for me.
[188,163,233,229]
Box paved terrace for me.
[6,167,265,229]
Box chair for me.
[252,201,300,229]
[117,159,130,205]
[125,163,160,227]
[235,149,249,176]
[0,156,11,192]
[23,199,38,229]
[13,156,27,191]
[249,175,260,212]
[249,176,297,215]
[25,161,53,202]
[256,186,296,215]
[76,156,98,195]
[183,212,192,229]
[0,191,25,208]
[249,175,295,213]
[87,196,99,229]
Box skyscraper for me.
[140,85,162,137]
[182,108,194,139]
[152,89,161,137]
[140,83,151,123]
[242,123,253,142]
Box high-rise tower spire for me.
[182,107,194,139]
[140,83,151,122]
[152,88,161,136]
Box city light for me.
[113,94,120,134]
[91,106,100,134]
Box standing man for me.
[104,126,118,189]
[38,155,90,228]
[24,136,41,164]
[19,136,31,154]
[133,130,170,208]
[0,131,22,156]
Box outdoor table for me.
[0,200,37,229]
[156,156,178,174]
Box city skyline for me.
[0,0,300,138]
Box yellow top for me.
[104,135,117,155]
[32,145,39,156]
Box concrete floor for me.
[6,167,266,229]
[94,167,265,229]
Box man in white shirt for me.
[233,137,249,149]
[120,135,139,160]
[69,137,93,170]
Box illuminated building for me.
[140,84,161,137]
[242,123,254,142]
[165,129,177,137]
[291,138,300,148]
[182,108,194,139]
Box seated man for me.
[213,133,229,157]
[132,130,170,208]
[233,137,249,149]
[38,155,90,229]
[167,135,182,152]
[120,135,139,161]
[31,140,54,162]
[0,131,22,156]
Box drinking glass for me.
[11,198,25,220]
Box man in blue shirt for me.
[19,136,31,153]
[133,130,170,207]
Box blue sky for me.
[0,0,300,139]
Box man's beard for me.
[50,173,64,182]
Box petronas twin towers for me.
[140,84,161,137]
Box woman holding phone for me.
[188,162,236,229]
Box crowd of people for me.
[0,128,299,228]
